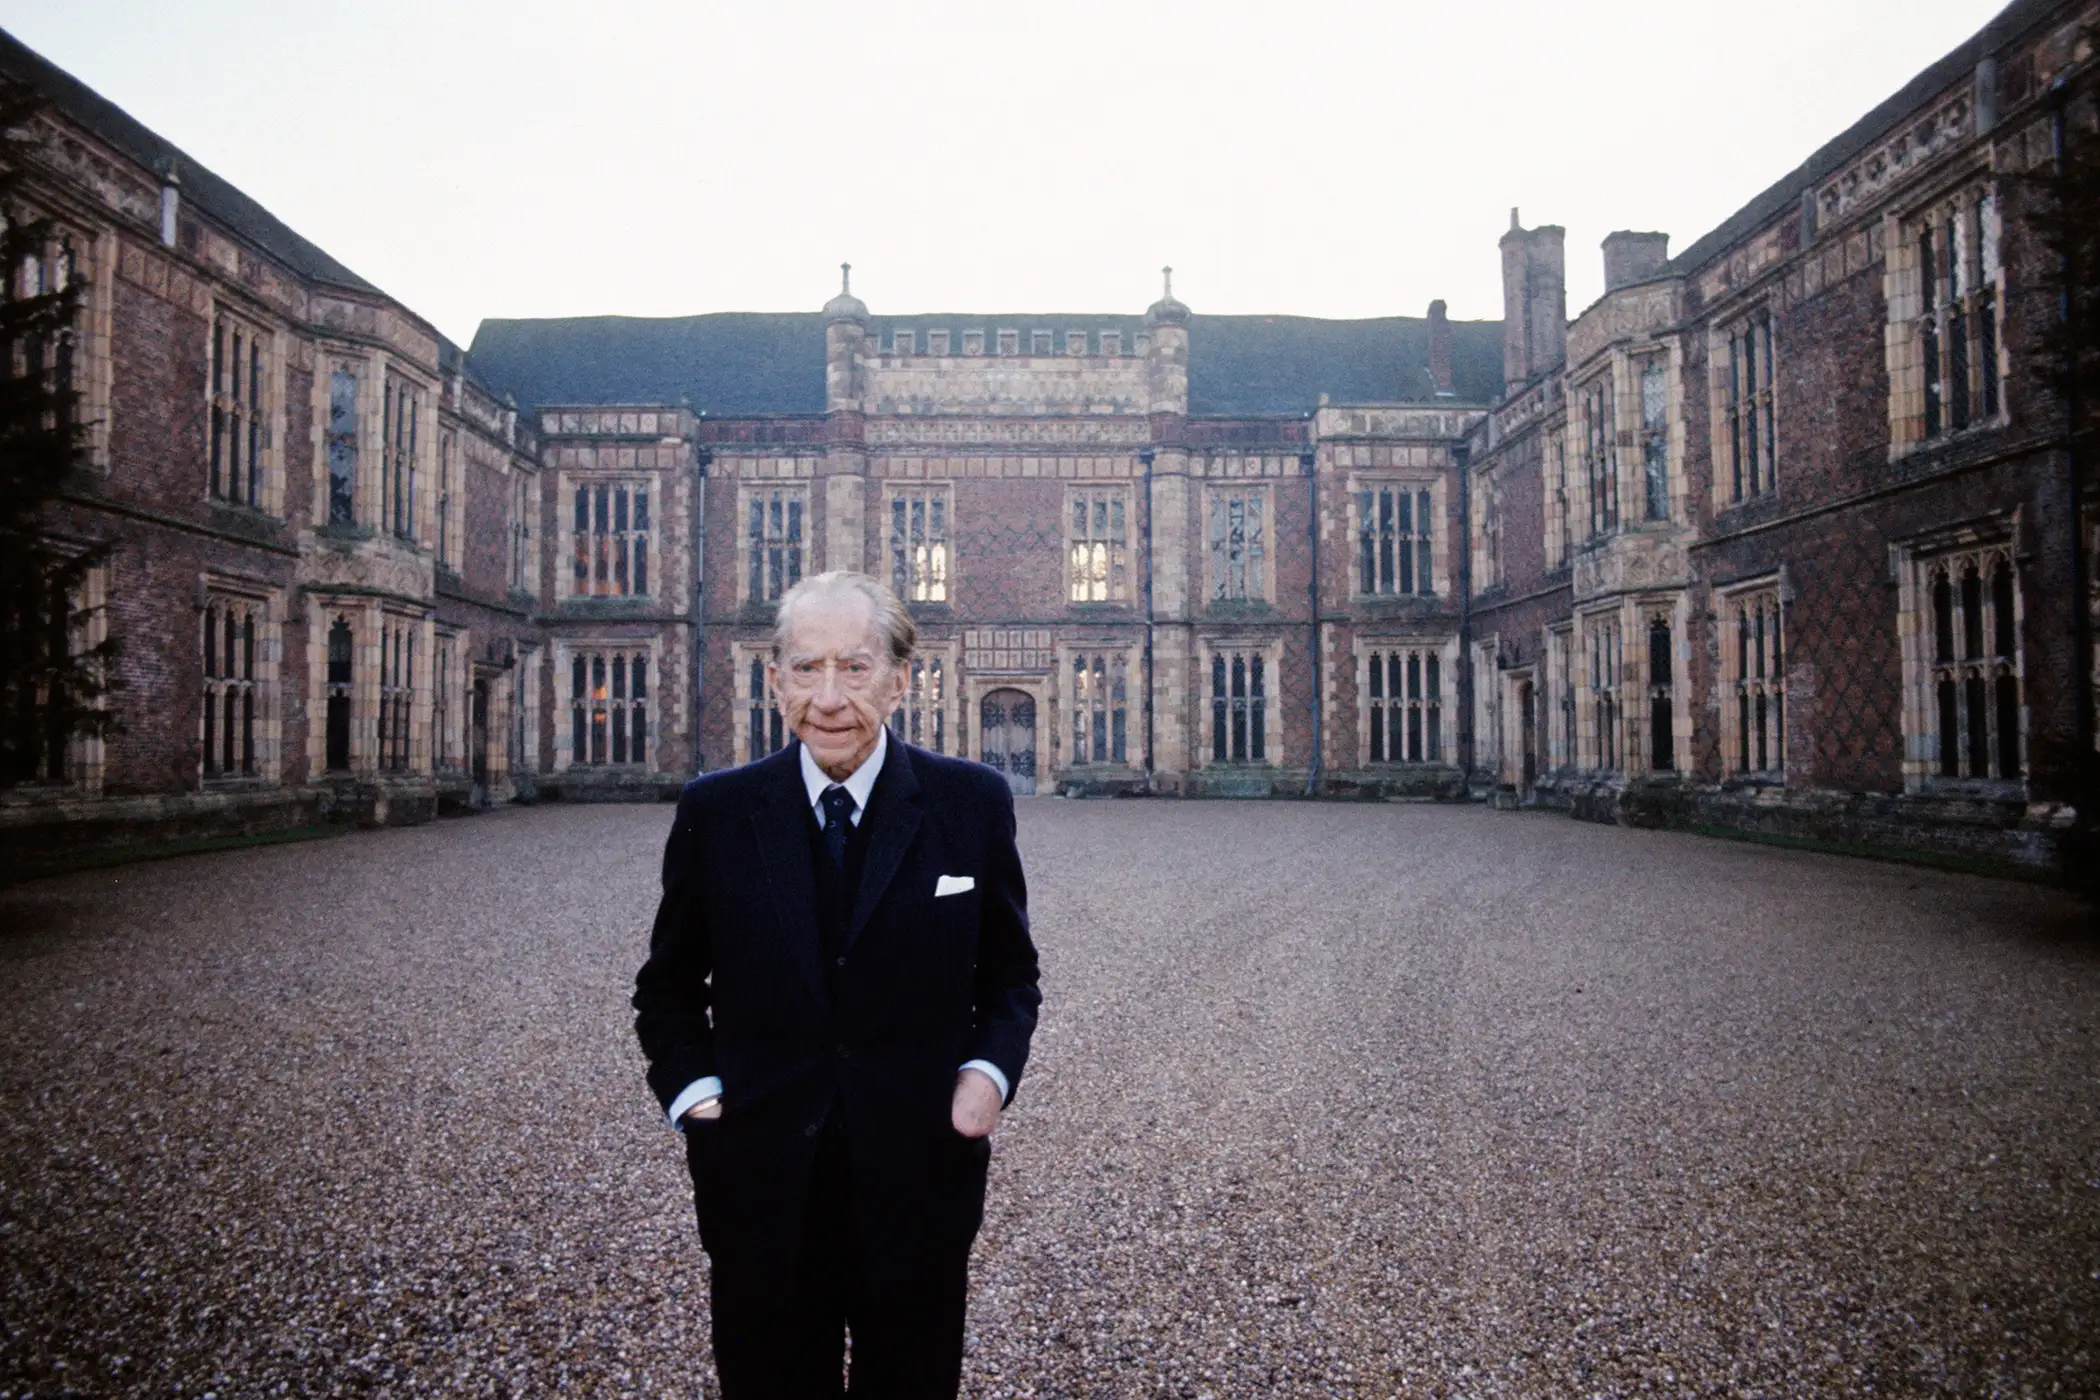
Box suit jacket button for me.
[835,956,846,968]
[804,1123,819,1138]
[836,1045,850,1060]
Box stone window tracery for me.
[378,617,415,773]
[891,652,952,753]
[1645,615,1675,772]
[1581,378,1617,539]
[509,469,535,594]
[436,432,456,568]
[1908,545,2023,784]
[1068,651,1129,765]
[201,596,260,779]
[1068,488,1130,603]
[383,377,422,543]
[742,651,786,763]
[1583,612,1623,772]
[1545,430,1570,570]
[1548,624,1575,770]
[1364,644,1444,764]
[1638,357,1670,522]
[570,648,650,767]
[574,480,651,597]
[1907,189,2002,443]
[744,486,804,603]
[888,484,951,603]
[1208,487,1268,602]
[1356,483,1435,598]
[1719,312,1775,503]
[324,616,353,772]
[434,632,459,772]
[326,367,358,526]
[1207,647,1271,764]
[209,313,267,510]
[1724,588,1785,777]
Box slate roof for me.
[0,26,384,298]
[464,310,1505,419]
[1665,0,2057,281]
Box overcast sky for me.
[0,0,2011,345]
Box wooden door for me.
[1519,680,1538,791]
[471,679,491,796]
[979,688,1037,796]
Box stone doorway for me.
[1519,678,1538,793]
[980,688,1038,796]
[471,679,491,802]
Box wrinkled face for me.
[770,591,909,780]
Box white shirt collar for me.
[798,723,886,825]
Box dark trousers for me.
[705,1115,971,1399]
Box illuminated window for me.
[1068,489,1130,603]
[888,485,951,603]
[572,482,651,597]
[570,649,650,766]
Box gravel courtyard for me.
[1,802,2094,1398]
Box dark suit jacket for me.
[633,739,1041,1301]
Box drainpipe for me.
[1139,448,1157,790]
[2051,88,2096,766]
[1303,449,1322,797]
[1456,441,1475,793]
[694,439,711,773]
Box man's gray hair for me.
[773,570,916,664]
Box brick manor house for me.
[3,0,2096,875]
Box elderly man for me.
[634,570,1041,1399]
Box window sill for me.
[1204,599,1277,619]
[1913,776,2027,802]
[206,498,280,525]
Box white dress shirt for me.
[666,726,1010,1125]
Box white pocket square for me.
[935,874,975,897]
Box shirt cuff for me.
[667,1076,724,1127]
[960,1059,1009,1102]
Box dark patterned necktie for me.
[820,785,855,870]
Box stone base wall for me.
[535,770,685,804]
[0,775,466,877]
[1526,772,2071,875]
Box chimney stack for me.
[1601,231,1670,292]
[1500,210,1567,390]
[1426,300,1454,398]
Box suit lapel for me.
[849,740,924,951]
[747,744,827,1011]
